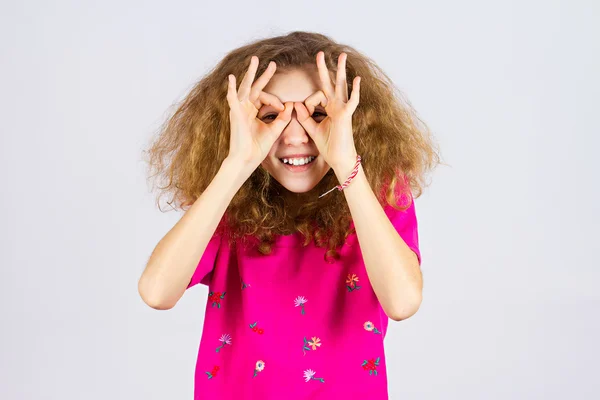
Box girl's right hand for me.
[226,56,293,169]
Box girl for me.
[139,31,439,399]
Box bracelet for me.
[318,155,361,198]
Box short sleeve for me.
[186,233,222,289]
[384,191,421,266]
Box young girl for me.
[139,31,439,399]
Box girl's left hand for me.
[294,51,361,173]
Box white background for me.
[1,0,598,399]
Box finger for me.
[347,76,361,112]
[254,91,285,112]
[335,53,348,102]
[293,102,319,135]
[316,51,335,99]
[250,61,277,102]
[303,90,327,116]
[226,74,241,113]
[268,102,294,137]
[238,56,259,100]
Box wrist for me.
[332,152,359,182]
[221,157,256,185]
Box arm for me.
[138,157,252,310]
[334,160,423,321]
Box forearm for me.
[138,157,252,309]
[335,162,422,321]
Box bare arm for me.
[138,157,252,310]
[139,56,292,310]
[334,159,422,321]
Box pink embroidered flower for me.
[294,296,308,315]
[215,333,232,352]
[253,360,265,377]
[364,321,382,334]
[303,369,325,383]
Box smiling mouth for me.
[278,156,317,166]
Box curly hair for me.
[143,30,442,262]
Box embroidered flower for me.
[364,321,382,334]
[294,296,308,315]
[308,337,321,350]
[208,291,226,308]
[303,369,325,383]
[346,274,361,292]
[361,357,380,375]
[302,336,322,355]
[253,360,265,377]
[249,321,264,334]
[205,365,220,379]
[240,277,251,290]
[215,334,232,352]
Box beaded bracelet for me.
[318,155,362,198]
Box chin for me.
[276,180,319,194]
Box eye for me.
[312,111,327,120]
[262,114,277,122]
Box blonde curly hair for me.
[143,31,442,262]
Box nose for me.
[281,108,309,145]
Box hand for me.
[294,51,361,172]
[226,56,293,169]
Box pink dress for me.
[186,192,421,399]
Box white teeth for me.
[280,156,315,165]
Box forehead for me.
[262,66,327,103]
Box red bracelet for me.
[319,155,361,198]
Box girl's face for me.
[259,67,331,194]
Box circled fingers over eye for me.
[253,91,285,113]
[302,90,328,116]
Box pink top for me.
[186,192,421,399]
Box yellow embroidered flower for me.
[346,273,359,286]
[308,337,321,350]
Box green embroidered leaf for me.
[355,285,361,290]
[249,322,257,328]
[369,370,373,375]
[221,292,226,298]
[361,361,367,366]
[303,346,310,352]
[374,370,378,376]
[376,357,380,364]
[347,286,352,291]
[217,303,221,309]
